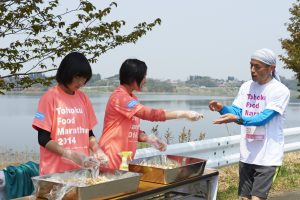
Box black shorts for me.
[238,161,280,199]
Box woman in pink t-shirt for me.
[32,52,108,175]
[98,59,203,170]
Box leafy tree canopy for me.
[280,0,300,96]
[0,0,161,94]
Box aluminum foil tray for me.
[32,169,141,200]
[128,155,206,184]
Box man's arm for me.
[238,109,278,126]
[219,105,242,116]
[213,107,278,126]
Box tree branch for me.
[1,68,57,79]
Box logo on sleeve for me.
[127,100,138,109]
[35,112,45,121]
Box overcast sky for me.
[85,0,296,81]
[2,0,297,81]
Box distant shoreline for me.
[4,86,300,101]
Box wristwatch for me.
[236,116,243,125]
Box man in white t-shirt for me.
[209,48,290,200]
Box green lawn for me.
[217,151,300,200]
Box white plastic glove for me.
[92,147,109,166]
[176,111,204,121]
[62,149,99,168]
[146,134,167,151]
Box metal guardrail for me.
[135,127,300,168]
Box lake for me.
[0,94,299,151]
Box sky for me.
[1,0,297,81]
[85,0,296,81]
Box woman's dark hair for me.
[56,52,92,85]
[119,59,147,87]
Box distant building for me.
[227,76,235,81]
[189,75,204,81]
[105,74,118,81]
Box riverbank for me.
[3,86,240,96]
[4,85,300,101]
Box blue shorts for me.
[238,161,280,199]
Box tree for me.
[144,78,175,93]
[186,76,219,87]
[280,0,300,96]
[0,0,161,94]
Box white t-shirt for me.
[233,79,290,166]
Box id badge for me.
[242,126,265,141]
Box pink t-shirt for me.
[32,85,97,175]
[98,85,143,170]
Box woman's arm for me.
[88,131,109,165]
[88,130,98,152]
[135,106,166,121]
[135,106,203,121]
[37,128,99,168]
[138,131,166,151]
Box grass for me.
[0,148,39,170]
[217,164,239,200]
[217,151,300,200]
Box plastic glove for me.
[62,149,99,168]
[176,111,204,121]
[146,134,167,151]
[92,147,109,166]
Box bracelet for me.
[236,116,243,125]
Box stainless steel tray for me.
[128,155,206,184]
[32,169,141,200]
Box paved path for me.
[269,189,300,200]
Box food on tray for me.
[138,158,181,169]
[128,155,207,184]
[139,163,179,169]
[45,175,110,186]
[66,175,110,185]
[32,170,141,200]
